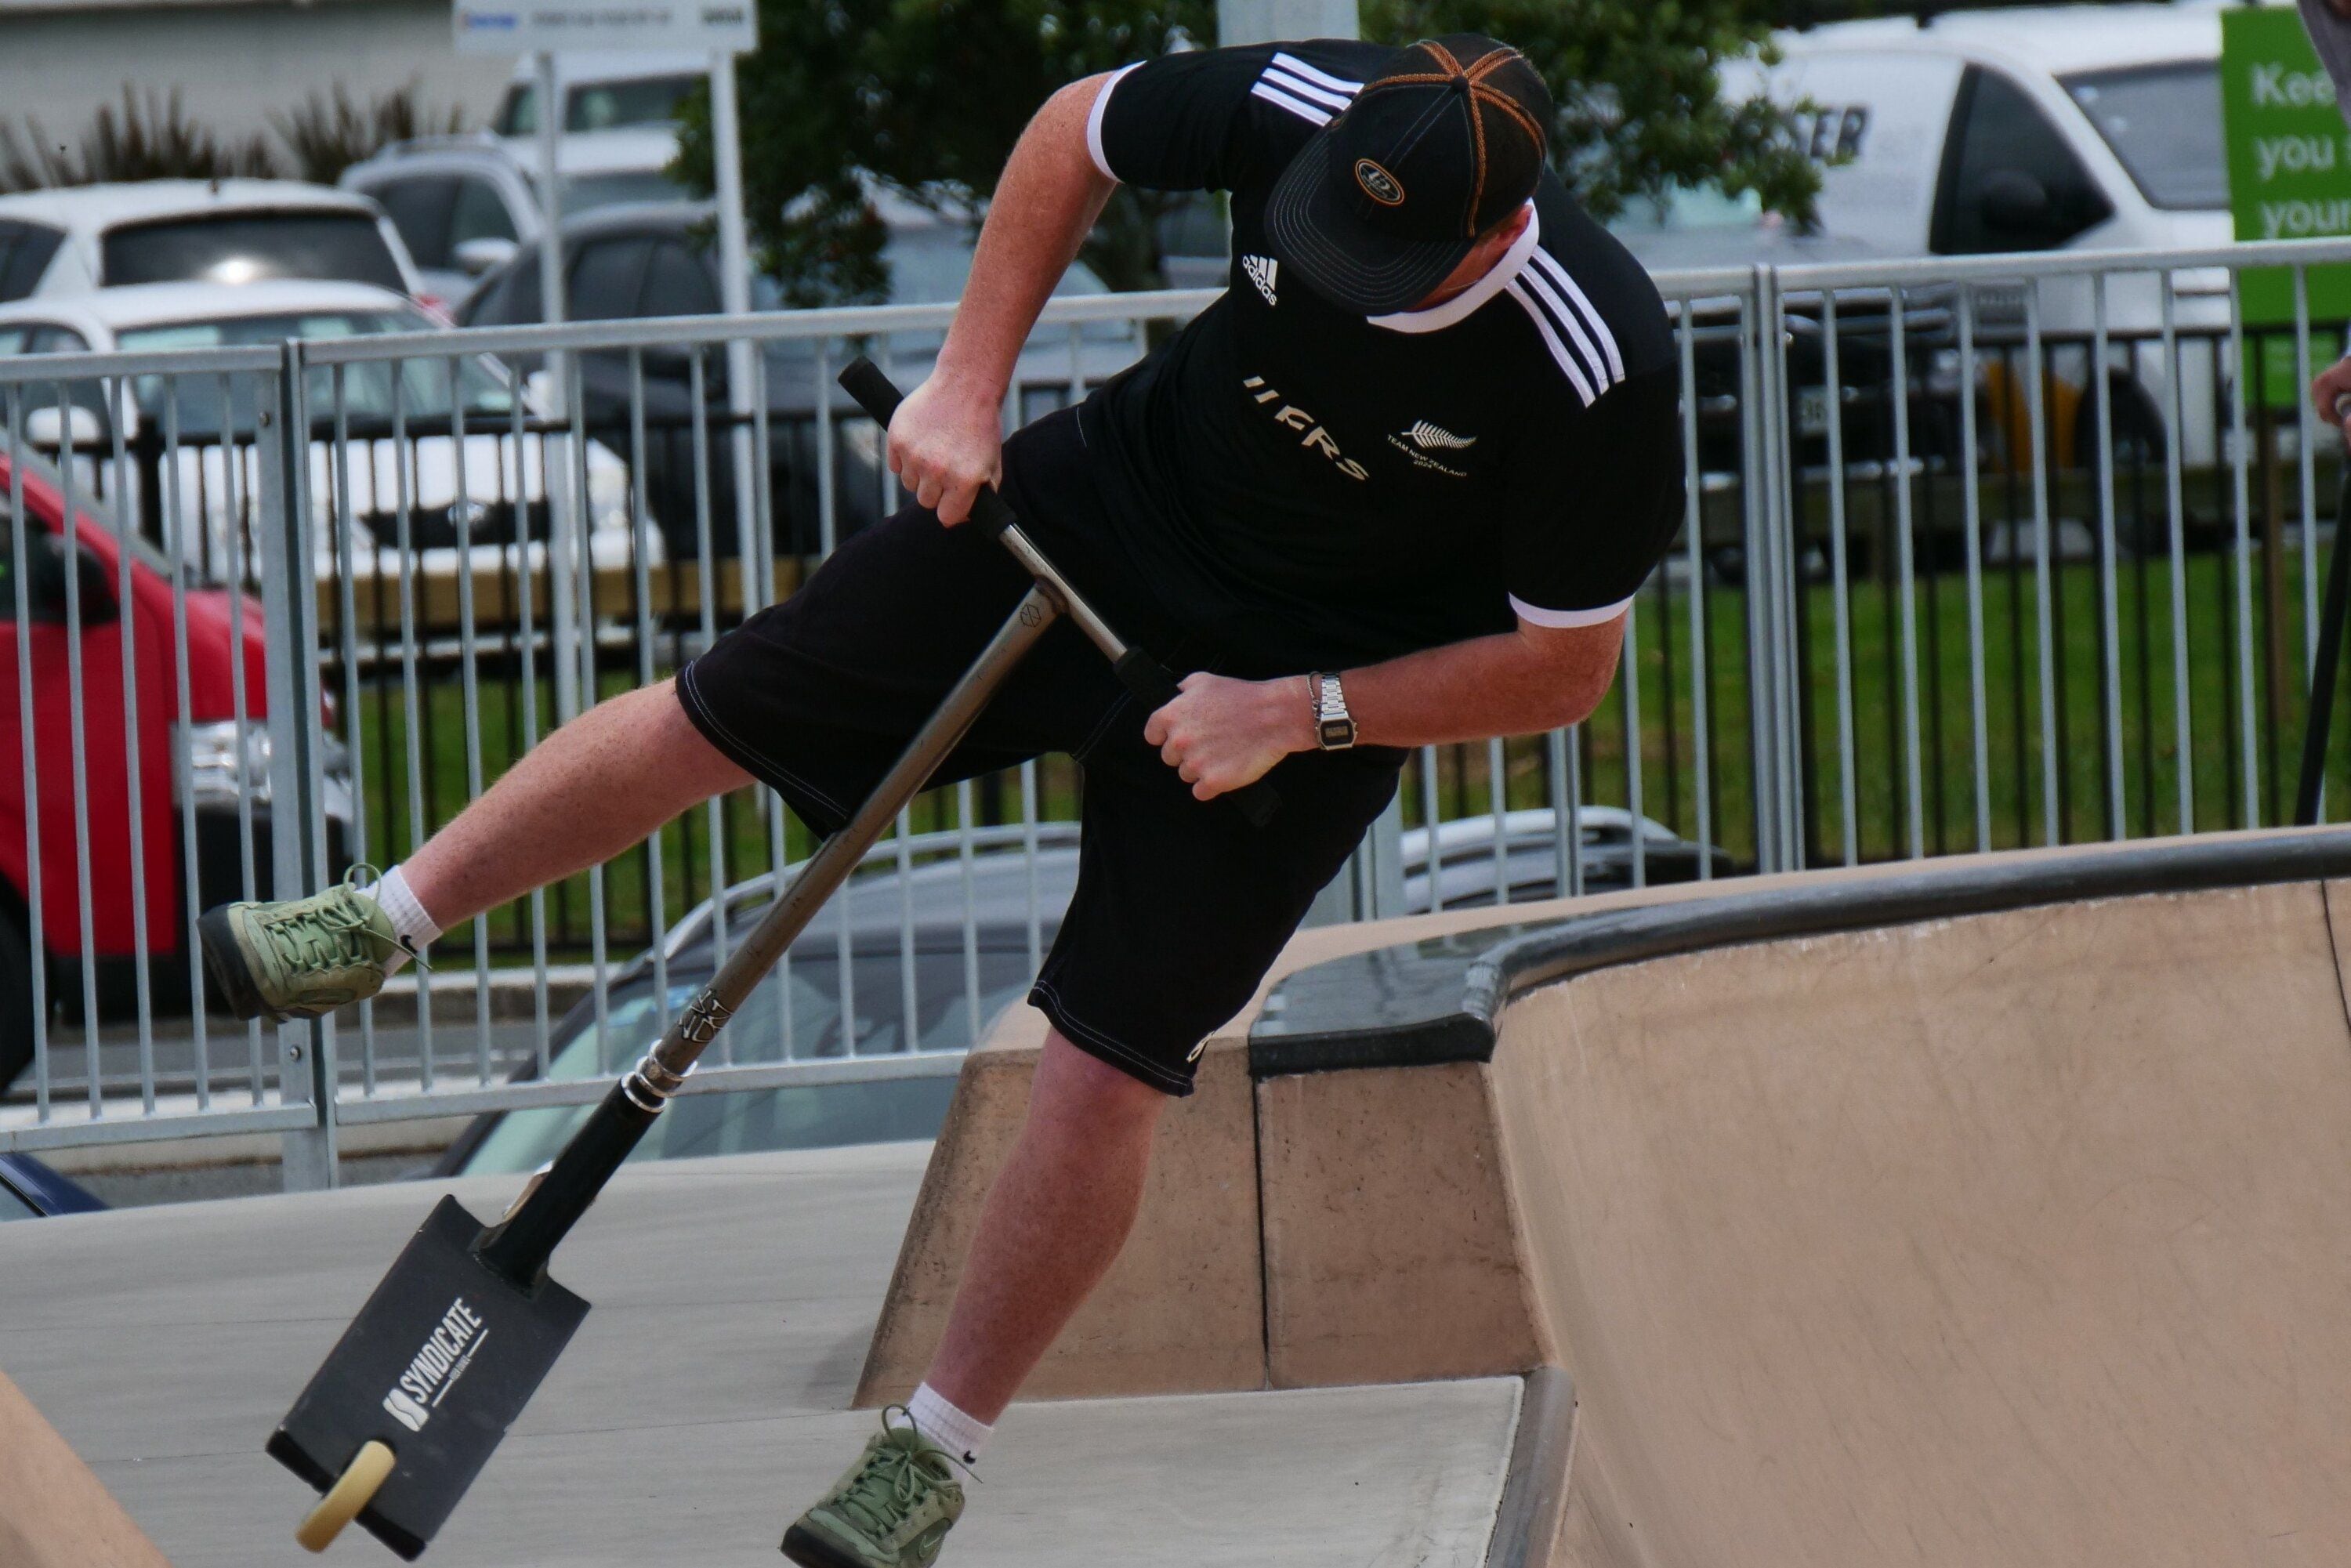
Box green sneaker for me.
[781,1408,969,1568]
[197,864,408,1022]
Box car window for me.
[101,212,408,292]
[567,73,701,132]
[448,176,519,248]
[114,310,510,433]
[557,169,688,217]
[2062,63,2227,213]
[568,236,655,320]
[1933,67,2115,255]
[0,220,64,303]
[640,240,719,316]
[0,1179,34,1221]
[0,328,114,436]
[494,81,537,137]
[366,176,458,270]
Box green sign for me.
[2221,5,2351,404]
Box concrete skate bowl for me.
[1250,830,2351,1568]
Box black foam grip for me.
[1116,652,1281,828]
[838,356,1015,536]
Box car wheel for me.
[0,895,35,1092]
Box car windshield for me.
[116,310,513,433]
[1607,183,1767,234]
[101,213,408,293]
[457,954,1008,1174]
[498,74,703,136]
[559,170,689,217]
[2062,63,2227,212]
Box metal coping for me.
[1248,830,2351,1079]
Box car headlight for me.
[179,720,354,825]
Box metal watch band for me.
[1312,672,1357,751]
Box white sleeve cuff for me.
[1085,63,1140,183]
[1511,592,1635,629]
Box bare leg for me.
[398,679,752,929]
[921,1030,1169,1422]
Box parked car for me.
[0,281,642,583]
[2,446,352,1077]
[490,50,709,142]
[0,1153,106,1219]
[458,196,1140,560]
[0,181,423,306]
[340,129,687,310]
[437,806,1730,1175]
[1727,5,2238,472]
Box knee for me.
[1031,1031,1169,1139]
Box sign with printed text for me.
[453,0,755,56]
[2220,5,2351,404]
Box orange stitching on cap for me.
[1465,49,1520,82]
[1421,38,1465,75]
[1473,82,1546,149]
[1467,92,1489,236]
[1368,71,1454,89]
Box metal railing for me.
[10,234,2351,1179]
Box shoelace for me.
[260,864,408,972]
[831,1408,968,1539]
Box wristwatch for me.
[1309,672,1357,751]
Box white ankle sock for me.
[362,865,442,976]
[906,1383,991,1466]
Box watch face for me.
[1319,717,1356,748]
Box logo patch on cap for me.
[1353,158,1406,206]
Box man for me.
[203,33,1683,1567]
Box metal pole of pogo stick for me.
[2295,452,2351,825]
[472,581,1064,1286]
[833,357,1281,828]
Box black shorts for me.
[676,407,1404,1095]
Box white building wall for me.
[0,0,514,154]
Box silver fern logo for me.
[1407,421,1476,451]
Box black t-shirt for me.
[1067,39,1685,675]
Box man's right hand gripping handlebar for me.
[837,357,1281,830]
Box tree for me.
[675,0,1813,302]
[1364,0,1818,225]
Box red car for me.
[2,449,348,1085]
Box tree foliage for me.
[1365,0,1817,224]
[676,0,1816,302]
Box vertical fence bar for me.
[2092,273,2126,838]
[2024,284,2060,845]
[390,360,433,1091]
[958,777,980,1049]
[265,350,333,1189]
[509,363,552,1076]
[2228,274,2260,826]
[1820,292,1859,866]
[1419,744,1441,911]
[1675,300,1713,875]
[328,366,377,1097]
[447,357,493,1084]
[1545,727,1572,896]
[2161,273,2195,834]
[2295,266,2321,709]
[626,349,670,1031]
[56,381,103,1117]
[162,382,209,1106]
[1623,597,1647,887]
[1742,273,1786,870]
[1955,287,1992,852]
[688,349,730,1002]
[1888,289,1925,859]
[7,389,49,1120]
[1487,735,1509,904]
[104,375,156,1109]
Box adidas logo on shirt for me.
[1243,254,1278,307]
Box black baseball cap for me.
[1266,35,1552,314]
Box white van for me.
[1732,3,2261,473]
